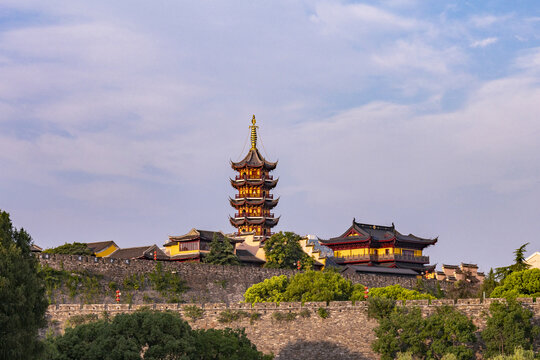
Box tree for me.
[44,310,272,360]
[423,306,477,360]
[371,305,477,360]
[495,243,531,281]
[480,268,498,298]
[243,275,289,304]
[481,299,540,358]
[368,284,435,300]
[0,210,48,359]
[263,231,313,269]
[243,270,360,304]
[283,269,353,303]
[490,269,540,299]
[203,234,240,266]
[43,242,93,255]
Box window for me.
[403,249,414,257]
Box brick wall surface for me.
[45,299,540,360]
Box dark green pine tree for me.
[203,234,240,266]
[0,210,48,359]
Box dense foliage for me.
[263,231,313,269]
[43,242,93,255]
[490,269,540,298]
[368,284,435,300]
[0,210,48,359]
[43,310,272,360]
[481,299,540,358]
[371,304,476,360]
[203,234,240,265]
[244,270,358,303]
[488,347,537,360]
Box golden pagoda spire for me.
[249,114,258,150]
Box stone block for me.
[516,297,533,304]
[405,299,429,306]
[302,302,326,308]
[155,304,178,311]
[58,304,81,311]
[253,302,278,309]
[483,298,506,305]
[430,299,454,306]
[204,303,227,310]
[82,304,106,311]
[457,298,480,305]
[328,301,353,308]
[280,302,302,309]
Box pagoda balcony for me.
[234,194,274,199]
[333,253,430,264]
[234,175,274,180]
[234,213,274,218]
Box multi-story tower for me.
[229,115,279,240]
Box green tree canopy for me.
[43,242,93,255]
[203,234,240,266]
[244,270,361,304]
[490,269,540,299]
[263,231,313,269]
[481,299,540,358]
[44,310,272,360]
[368,284,435,300]
[0,210,48,359]
[371,305,476,360]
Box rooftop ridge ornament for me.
[250,115,258,150]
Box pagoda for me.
[229,115,279,241]
[320,219,437,274]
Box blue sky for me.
[1,1,540,271]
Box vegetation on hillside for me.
[43,242,93,256]
[243,270,435,304]
[0,210,49,359]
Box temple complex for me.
[320,219,437,274]
[229,115,279,241]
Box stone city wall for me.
[46,299,540,360]
[38,254,445,304]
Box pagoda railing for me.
[234,194,274,199]
[234,175,274,180]
[234,213,275,218]
[333,254,429,264]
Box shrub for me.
[272,312,297,322]
[217,310,249,323]
[317,307,329,319]
[488,347,536,360]
[368,284,435,300]
[367,297,396,320]
[183,305,204,321]
[299,309,311,318]
[244,275,289,304]
[249,312,261,324]
[43,242,93,255]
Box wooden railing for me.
[333,253,429,264]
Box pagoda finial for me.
[250,115,258,149]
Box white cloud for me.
[470,37,498,48]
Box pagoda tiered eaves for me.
[229,115,279,239]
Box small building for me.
[319,219,437,274]
[86,241,119,258]
[110,245,168,261]
[525,252,540,269]
[299,235,333,270]
[164,228,242,262]
[434,263,485,283]
[30,244,43,253]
